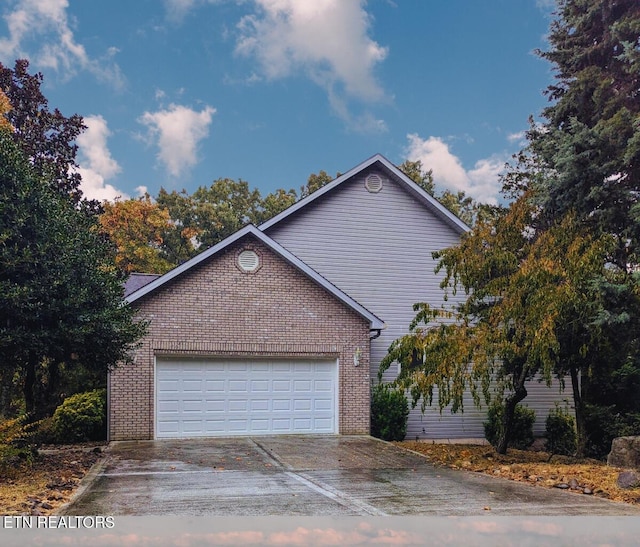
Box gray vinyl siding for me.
[265,167,565,439]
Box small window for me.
[238,249,259,272]
[365,173,383,193]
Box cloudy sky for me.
[0,1,555,204]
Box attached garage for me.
[156,357,338,437]
[110,225,383,441]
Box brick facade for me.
[109,234,372,440]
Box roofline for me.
[259,153,471,234]
[125,224,384,330]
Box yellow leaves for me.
[0,89,14,132]
[99,196,174,274]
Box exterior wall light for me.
[353,347,362,367]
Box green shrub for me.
[584,404,640,460]
[52,389,107,443]
[33,416,58,445]
[545,404,577,456]
[371,382,409,441]
[484,401,535,450]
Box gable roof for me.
[259,153,471,235]
[125,224,384,331]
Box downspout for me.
[369,329,382,340]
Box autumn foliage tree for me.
[99,196,175,274]
[381,195,613,454]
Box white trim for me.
[153,355,158,440]
[259,153,470,234]
[126,224,384,331]
[334,357,340,434]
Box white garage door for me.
[155,358,338,438]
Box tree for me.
[99,195,175,274]
[0,60,91,210]
[382,0,640,456]
[381,195,612,454]
[398,159,488,226]
[531,0,640,265]
[505,0,640,453]
[398,160,435,195]
[155,188,201,265]
[157,178,263,255]
[0,130,146,419]
[300,170,338,198]
[257,188,298,223]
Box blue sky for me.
[0,1,556,204]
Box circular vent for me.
[238,249,260,272]
[365,173,383,193]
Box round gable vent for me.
[365,173,383,193]
[238,249,260,272]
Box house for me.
[110,154,561,441]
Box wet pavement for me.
[61,436,640,516]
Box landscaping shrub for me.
[0,416,39,475]
[484,401,535,450]
[371,382,409,441]
[52,389,107,443]
[584,404,640,460]
[545,404,577,456]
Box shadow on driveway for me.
[61,436,640,516]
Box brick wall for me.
[109,234,372,440]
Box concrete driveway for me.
[62,436,640,516]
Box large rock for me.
[607,436,640,469]
[617,470,640,490]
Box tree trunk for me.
[23,351,37,418]
[496,385,528,454]
[570,364,586,458]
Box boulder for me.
[617,470,640,490]
[607,436,640,469]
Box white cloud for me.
[138,103,216,178]
[235,0,388,131]
[405,133,505,204]
[507,130,526,144]
[76,115,127,202]
[0,0,125,88]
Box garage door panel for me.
[294,399,311,411]
[228,399,248,412]
[228,380,248,392]
[156,358,337,438]
[294,380,312,392]
[273,380,292,392]
[272,399,291,411]
[250,399,269,411]
[314,399,332,411]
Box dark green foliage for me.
[370,383,409,442]
[52,389,107,443]
[0,59,93,210]
[583,404,640,460]
[0,130,146,419]
[545,405,577,456]
[484,402,535,451]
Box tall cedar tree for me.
[511,0,640,453]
